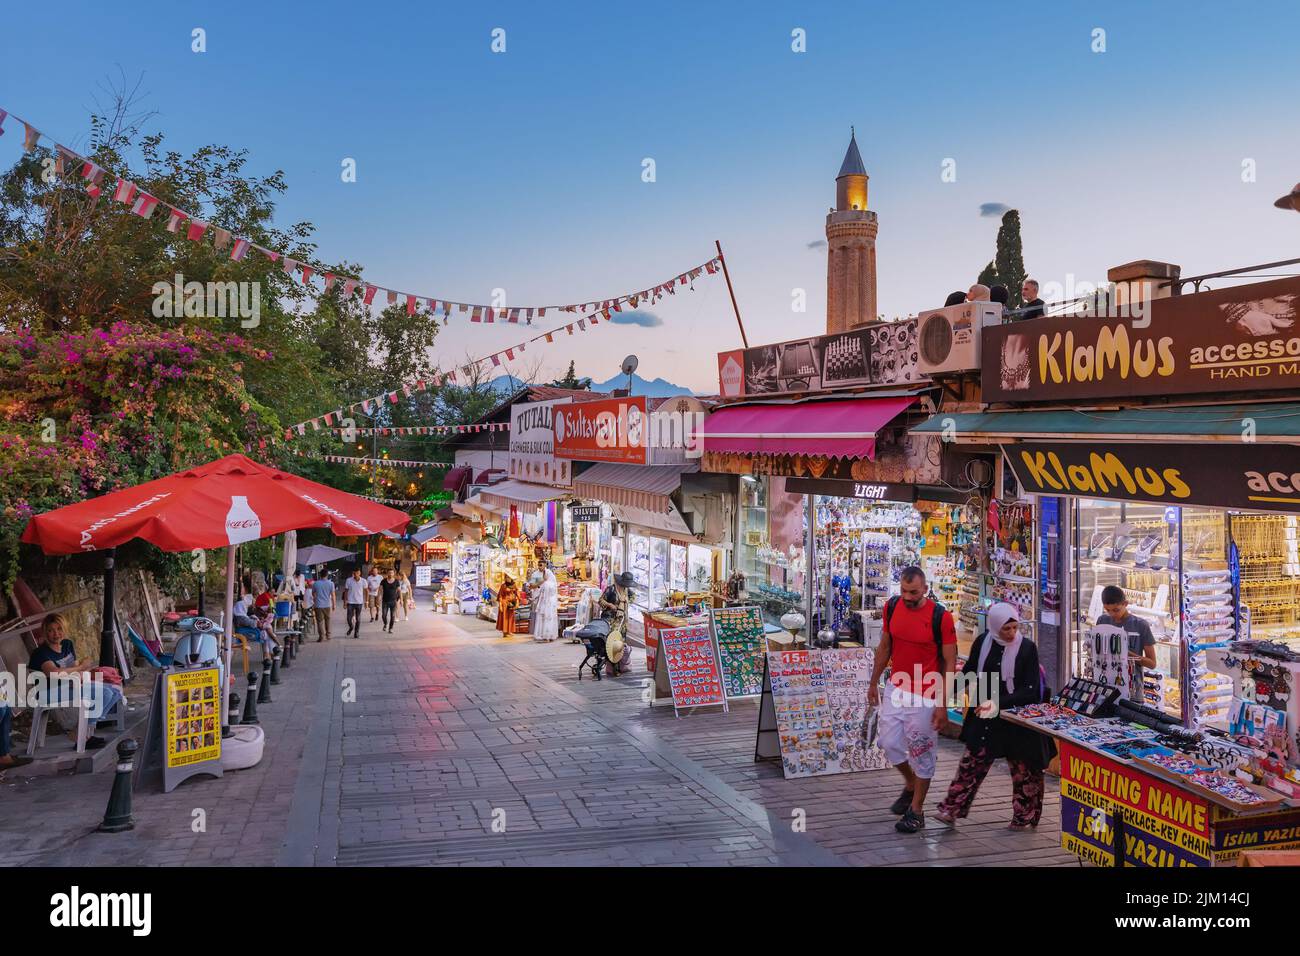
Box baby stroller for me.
[576,617,612,680]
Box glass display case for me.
[670,542,688,593]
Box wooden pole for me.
[715,240,749,349]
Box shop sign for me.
[509,398,573,486]
[983,276,1300,403]
[784,476,917,503]
[717,319,921,396]
[1003,441,1300,514]
[1058,741,1211,867]
[553,396,649,464]
[569,505,601,523]
[718,350,745,398]
[1211,810,1300,864]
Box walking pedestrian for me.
[380,569,401,632]
[366,566,383,622]
[397,571,413,621]
[310,568,336,641]
[867,566,957,834]
[343,567,367,638]
[935,603,1052,829]
[496,576,520,635]
[531,566,559,642]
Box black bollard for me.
[258,657,274,703]
[224,690,240,736]
[98,738,138,832]
[280,635,292,668]
[270,646,283,684]
[242,673,260,725]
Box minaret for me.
[826,128,878,333]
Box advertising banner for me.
[983,276,1300,403]
[718,319,921,396]
[1003,441,1300,514]
[509,398,573,486]
[1058,741,1211,867]
[552,396,648,465]
[165,667,222,770]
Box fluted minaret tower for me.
[826,128,878,333]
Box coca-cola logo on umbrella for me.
[225,495,263,545]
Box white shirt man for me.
[366,570,383,621]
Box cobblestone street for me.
[0,603,1078,867]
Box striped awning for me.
[573,462,696,514]
[478,480,568,511]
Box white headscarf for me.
[977,602,1023,693]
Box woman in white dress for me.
[532,566,559,642]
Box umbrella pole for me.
[99,547,117,667]
[220,546,236,730]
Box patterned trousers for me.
[937,746,1044,826]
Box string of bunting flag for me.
[0,101,721,325]
[361,495,445,507]
[321,455,454,469]
[324,423,508,437]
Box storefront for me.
[700,390,990,644]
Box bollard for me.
[242,673,260,725]
[270,646,283,684]
[280,634,293,668]
[98,738,138,832]
[258,657,274,703]
[224,690,240,736]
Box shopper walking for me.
[867,566,957,834]
[366,566,383,622]
[398,571,413,621]
[343,567,367,638]
[936,603,1052,829]
[310,569,336,642]
[380,569,401,632]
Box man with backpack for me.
[867,566,957,834]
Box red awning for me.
[442,466,472,493]
[701,396,916,459]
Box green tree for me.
[976,209,1028,307]
[550,360,591,390]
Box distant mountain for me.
[483,373,693,398]
[590,373,693,397]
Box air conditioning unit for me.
[915,302,1003,376]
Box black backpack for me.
[883,596,948,659]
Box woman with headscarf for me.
[496,576,520,635]
[531,566,559,642]
[935,602,1052,830]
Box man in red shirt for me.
[867,566,957,833]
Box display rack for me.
[455,545,481,614]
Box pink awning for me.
[701,396,916,459]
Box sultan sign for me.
[1003,441,1300,514]
[983,276,1300,402]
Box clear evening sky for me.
[5,1,1298,392]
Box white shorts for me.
[877,689,939,779]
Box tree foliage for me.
[976,210,1027,307]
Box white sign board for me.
[508,398,573,487]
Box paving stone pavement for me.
[0,601,1081,867]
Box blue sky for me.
[5,1,1299,392]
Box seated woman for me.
[29,613,126,751]
[234,589,279,655]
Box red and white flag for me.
[324,273,337,292]
[406,294,417,316]
[363,285,378,305]
[343,279,359,298]
[211,227,232,251]
[186,220,209,242]
[231,238,251,261]
[386,289,398,306]
[471,307,482,323]
[130,192,159,218]
[165,207,186,232]
[112,178,137,204]
[300,265,313,285]
[490,354,502,367]
[22,122,39,153]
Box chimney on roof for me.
[1107,259,1181,310]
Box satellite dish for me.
[621,355,639,376]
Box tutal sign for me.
[983,276,1300,403]
[1002,441,1300,513]
[509,398,573,486]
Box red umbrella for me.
[22,454,410,728]
[22,453,409,554]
